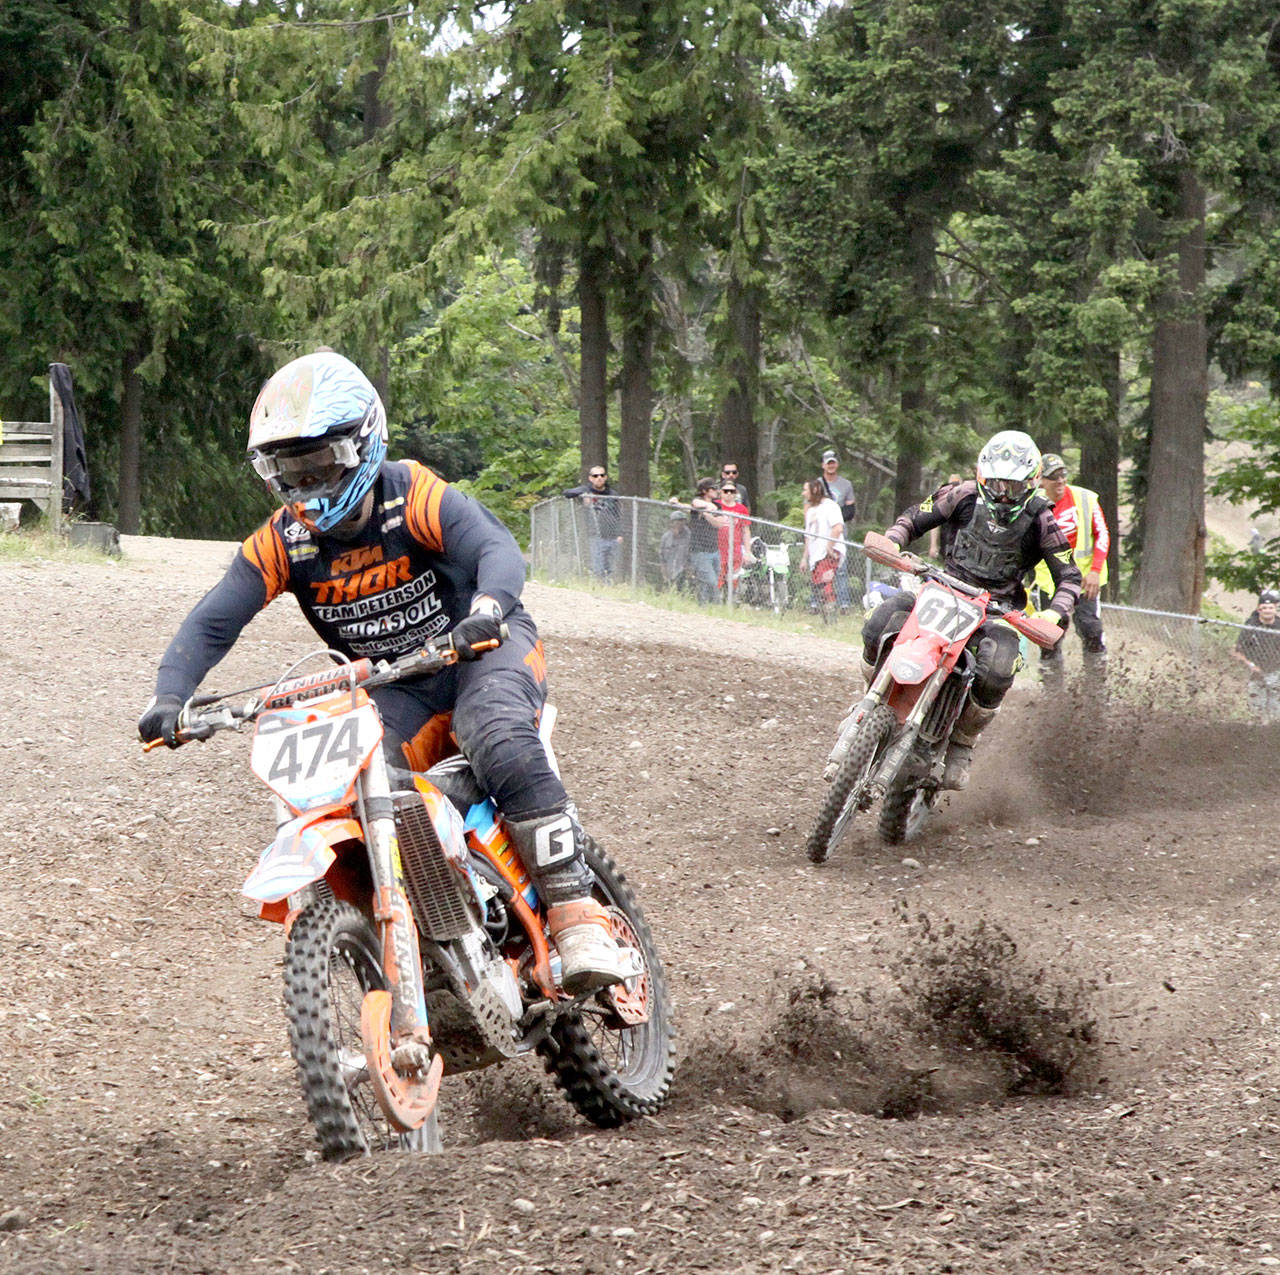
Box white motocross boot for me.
[546,898,631,994]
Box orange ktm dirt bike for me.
[805,532,1064,863]
[144,633,674,1160]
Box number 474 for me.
[267,717,364,786]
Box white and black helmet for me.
[975,430,1042,524]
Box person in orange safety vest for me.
[1032,452,1108,685]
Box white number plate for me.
[911,582,985,643]
[251,703,383,812]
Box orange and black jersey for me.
[156,460,528,700]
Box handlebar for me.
[862,531,1064,650]
[143,623,509,752]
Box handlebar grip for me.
[863,531,920,572]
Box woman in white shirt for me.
[801,478,845,612]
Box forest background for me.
[4,0,1280,612]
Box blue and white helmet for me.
[247,351,388,533]
[975,430,1042,525]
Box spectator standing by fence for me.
[1233,589,1280,722]
[563,466,623,582]
[659,508,692,592]
[719,462,748,511]
[716,480,751,593]
[801,477,845,615]
[820,450,856,611]
[689,477,725,603]
[1032,452,1109,687]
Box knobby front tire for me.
[283,898,438,1160]
[878,775,935,845]
[806,703,896,863]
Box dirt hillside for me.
[1,536,1278,1274]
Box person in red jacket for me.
[137,350,628,993]
[716,481,751,591]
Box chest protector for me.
[948,497,1037,587]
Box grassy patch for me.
[531,571,866,644]
[0,523,117,565]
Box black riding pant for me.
[862,589,1021,710]
[370,610,565,820]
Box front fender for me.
[885,634,947,685]
[242,810,363,904]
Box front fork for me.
[357,748,430,1040]
[357,749,443,1130]
[829,662,949,794]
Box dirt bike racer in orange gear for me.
[140,350,632,995]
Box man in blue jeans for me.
[564,466,623,581]
[821,450,857,610]
[688,477,725,602]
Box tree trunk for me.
[360,32,391,404]
[618,311,653,497]
[118,344,144,534]
[1132,169,1207,613]
[1079,349,1123,599]
[653,267,698,486]
[578,243,609,478]
[758,413,782,518]
[719,274,762,512]
[894,216,934,510]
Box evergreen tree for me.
[1052,0,1280,610]
[1,0,272,535]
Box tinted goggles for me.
[252,436,360,492]
[984,477,1030,502]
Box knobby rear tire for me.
[806,703,896,863]
[283,899,438,1160]
[538,837,675,1128]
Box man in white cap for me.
[821,449,856,610]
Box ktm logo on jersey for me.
[310,554,411,604]
[330,544,385,575]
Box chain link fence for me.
[529,494,1267,718]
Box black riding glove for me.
[452,609,504,661]
[138,694,184,748]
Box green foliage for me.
[1207,397,1280,592]
[3,0,1280,563]
[390,253,580,539]
[0,0,274,535]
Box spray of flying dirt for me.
[961,653,1259,824]
[676,903,1107,1122]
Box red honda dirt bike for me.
[805,532,1064,862]
[145,633,674,1160]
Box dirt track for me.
[3,537,1280,1274]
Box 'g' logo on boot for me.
[534,814,576,867]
